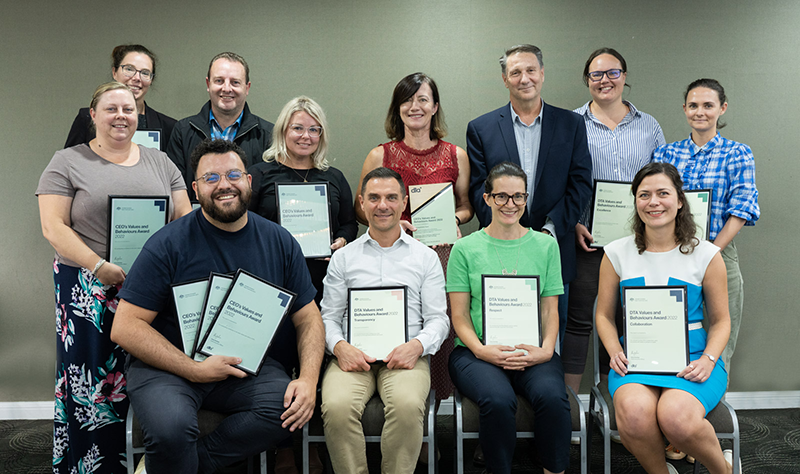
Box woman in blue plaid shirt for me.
[653,78,760,378]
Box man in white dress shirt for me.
[320,167,449,474]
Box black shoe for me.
[473,444,485,467]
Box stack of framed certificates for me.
[409,182,457,246]
[171,269,296,375]
[276,182,333,258]
[622,285,689,375]
[346,287,409,361]
[106,195,170,273]
[481,275,542,348]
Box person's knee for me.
[385,394,426,427]
[657,403,701,443]
[141,407,199,453]
[615,396,656,436]
[321,390,362,425]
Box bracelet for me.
[455,216,462,226]
[702,353,716,362]
[92,258,106,275]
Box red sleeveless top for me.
[381,140,459,222]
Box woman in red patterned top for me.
[356,72,473,232]
[357,72,473,462]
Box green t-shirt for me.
[446,229,564,347]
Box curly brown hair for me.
[630,163,698,254]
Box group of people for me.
[37,42,758,474]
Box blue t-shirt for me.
[119,209,316,369]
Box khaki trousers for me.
[320,357,430,474]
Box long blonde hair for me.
[262,96,330,170]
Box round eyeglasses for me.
[119,64,154,83]
[587,69,623,82]
[197,169,245,185]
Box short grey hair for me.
[499,44,544,75]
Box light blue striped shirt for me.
[510,102,543,209]
[574,101,665,224]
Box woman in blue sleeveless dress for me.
[596,163,735,474]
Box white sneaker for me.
[666,462,679,474]
[723,449,741,473]
[611,433,622,444]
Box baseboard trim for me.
[437,390,800,416]
[3,391,799,420]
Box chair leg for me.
[261,451,267,474]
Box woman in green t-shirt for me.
[447,162,570,474]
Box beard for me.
[198,185,251,224]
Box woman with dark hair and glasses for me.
[447,162,570,474]
[596,162,734,474]
[38,82,190,474]
[65,44,176,151]
[563,48,665,395]
[356,73,474,461]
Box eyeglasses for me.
[289,124,323,138]
[587,69,623,82]
[119,64,154,83]
[197,169,246,185]
[489,192,529,206]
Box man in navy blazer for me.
[467,44,592,347]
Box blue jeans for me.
[449,346,571,474]
[127,357,292,474]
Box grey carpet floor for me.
[2,408,798,473]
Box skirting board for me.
[3,391,799,420]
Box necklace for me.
[289,166,312,182]
[487,228,525,276]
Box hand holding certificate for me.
[409,183,457,246]
[589,180,635,248]
[347,287,408,361]
[197,270,296,375]
[623,286,689,375]
[481,275,542,348]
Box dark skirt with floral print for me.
[52,261,129,474]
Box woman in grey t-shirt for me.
[37,81,190,474]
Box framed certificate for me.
[623,286,690,375]
[481,275,542,348]
[589,180,635,248]
[132,129,161,150]
[106,195,170,273]
[276,182,332,258]
[197,269,297,376]
[171,278,209,357]
[347,287,409,361]
[409,182,457,246]
[193,273,233,361]
[685,189,713,240]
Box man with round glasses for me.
[111,139,325,474]
[167,52,274,202]
[466,44,592,357]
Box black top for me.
[248,160,358,245]
[64,102,177,152]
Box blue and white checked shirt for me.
[209,109,243,141]
[574,101,665,224]
[653,133,760,241]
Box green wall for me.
[2,0,797,400]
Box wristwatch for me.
[702,353,716,362]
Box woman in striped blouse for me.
[563,48,665,394]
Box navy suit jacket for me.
[466,101,592,283]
